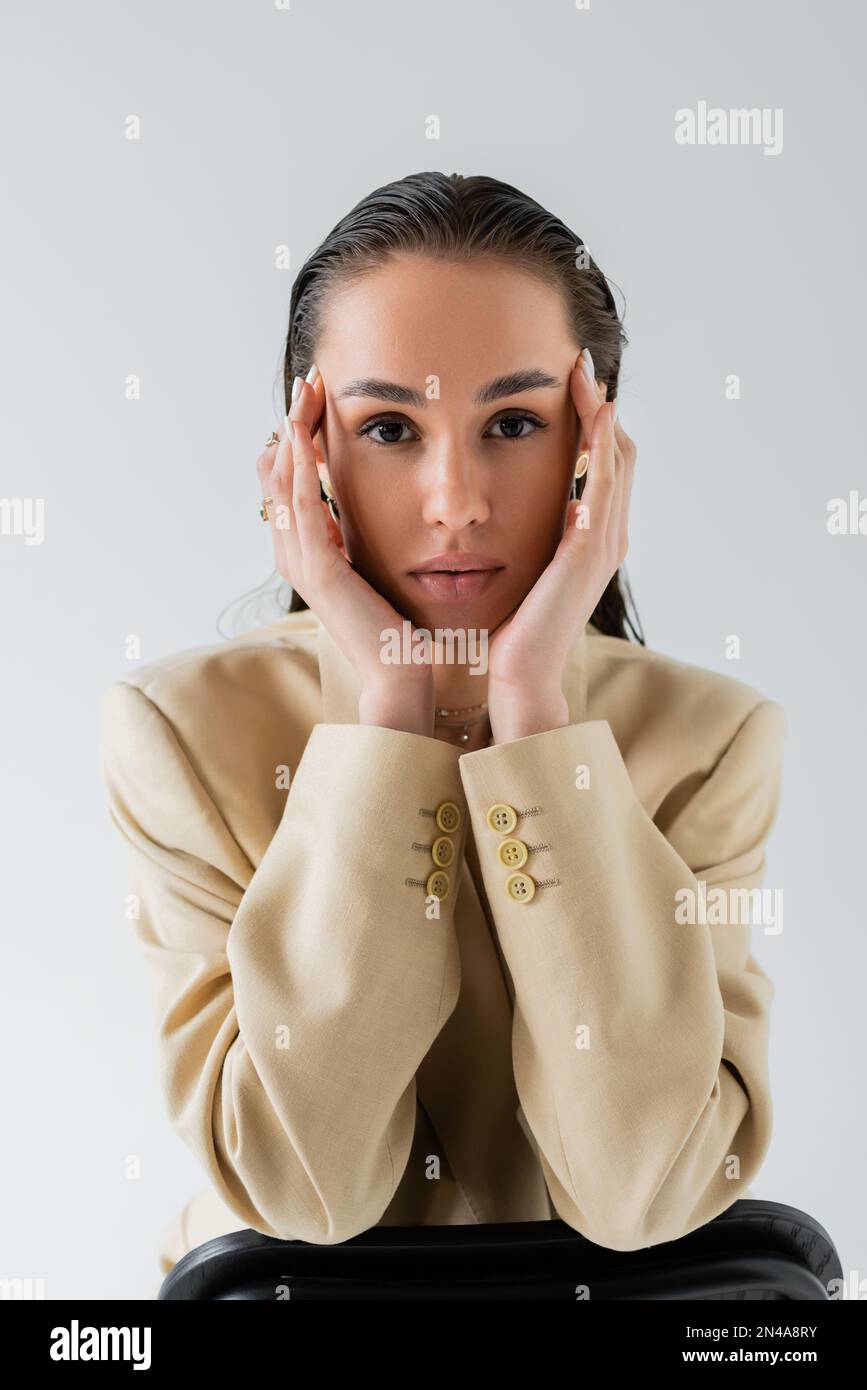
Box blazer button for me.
[497,837,528,869]
[435,800,462,833]
[426,869,451,901]
[486,803,517,834]
[431,835,455,867]
[505,871,536,903]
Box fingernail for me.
[306,362,320,386]
[291,375,304,404]
[284,413,295,444]
[579,347,595,385]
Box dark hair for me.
[274,170,643,644]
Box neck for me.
[432,664,489,713]
[430,662,491,750]
[433,714,492,752]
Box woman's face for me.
[312,253,596,633]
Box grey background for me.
[1,0,863,1300]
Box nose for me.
[419,439,492,531]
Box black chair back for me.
[159,1200,842,1300]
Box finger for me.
[571,399,618,544]
[256,440,278,495]
[603,436,627,568]
[287,367,347,549]
[260,429,299,591]
[287,365,326,440]
[610,420,636,563]
[287,367,332,502]
[256,439,293,575]
[290,417,339,576]
[569,350,607,455]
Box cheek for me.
[500,451,572,524]
[504,467,573,572]
[339,448,417,512]
[335,469,410,563]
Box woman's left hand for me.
[486,355,637,743]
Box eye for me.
[357,409,550,448]
[485,411,548,441]
[357,417,420,447]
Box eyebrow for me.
[333,367,561,409]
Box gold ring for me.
[575,451,590,480]
[264,431,280,448]
[259,495,274,522]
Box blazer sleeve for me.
[457,697,787,1253]
[98,680,465,1245]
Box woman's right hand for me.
[256,368,435,736]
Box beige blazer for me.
[98,609,786,1278]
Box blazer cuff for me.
[265,722,470,914]
[458,720,625,908]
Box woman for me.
[99,171,786,1283]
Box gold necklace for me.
[434,701,489,744]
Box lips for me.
[408,552,506,601]
[410,552,506,573]
[409,560,505,602]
